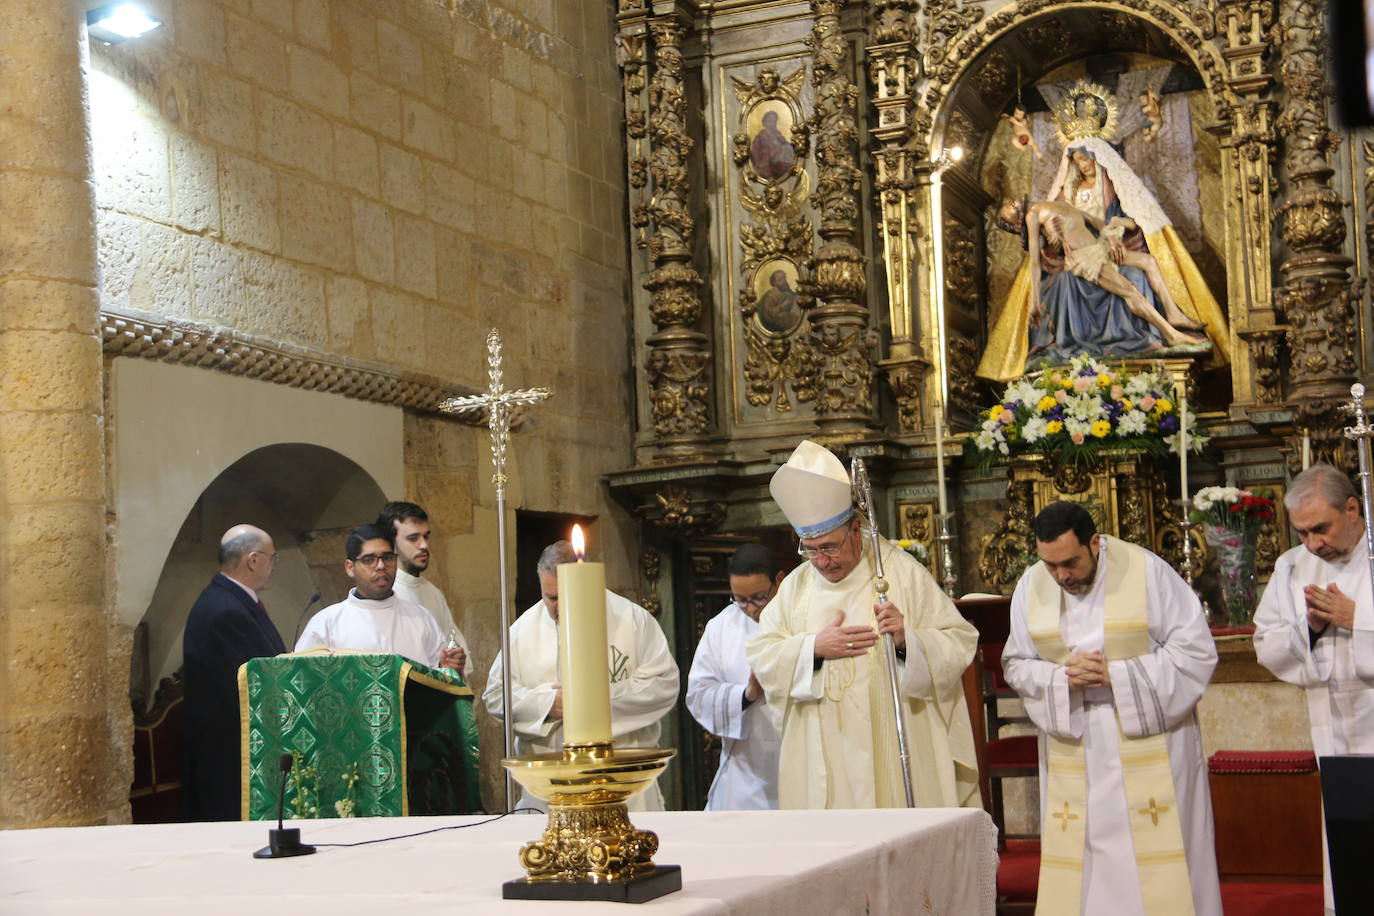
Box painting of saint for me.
[748,102,795,181]
[752,260,802,335]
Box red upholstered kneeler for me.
[1208,750,1323,879]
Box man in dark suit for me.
[181,524,285,821]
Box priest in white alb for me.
[1003,501,1221,916]
[483,540,679,811]
[1254,464,1374,915]
[745,440,980,809]
[296,523,465,671]
[686,542,784,810]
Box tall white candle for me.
[1302,430,1311,470]
[935,402,949,516]
[557,525,611,746]
[1178,387,1189,503]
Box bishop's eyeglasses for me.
[796,524,852,560]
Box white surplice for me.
[746,539,980,809]
[686,603,782,810]
[483,590,679,811]
[1002,537,1222,916]
[295,589,446,667]
[1254,545,1374,915]
[392,568,473,679]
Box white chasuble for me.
[483,590,679,812]
[295,590,446,667]
[1004,537,1221,916]
[746,538,979,810]
[686,603,782,810]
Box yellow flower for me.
[1155,398,1173,413]
[1036,396,1057,412]
[1090,419,1111,438]
[1046,420,1064,434]
[988,404,1004,421]
[1096,373,1112,389]
[1120,398,1133,411]
[897,539,911,548]
[1060,379,1074,390]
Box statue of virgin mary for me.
[976,82,1231,382]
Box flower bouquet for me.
[970,355,1206,469]
[1190,486,1275,626]
[894,538,930,569]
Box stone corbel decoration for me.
[100,307,486,422]
[637,14,713,457]
[805,0,876,436]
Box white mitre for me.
[769,440,854,538]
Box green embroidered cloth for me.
[239,652,481,819]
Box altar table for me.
[1,808,996,915]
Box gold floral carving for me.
[639,547,661,616]
[619,32,650,250]
[640,17,711,450]
[946,333,979,417]
[1239,327,1286,405]
[978,478,1034,595]
[100,307,487,423]
[804,0,875,431]
[897,501,937,568]
[650,483,725,530]
[871,0,917,44]
[734,67,818,413]
[884,360,928,433]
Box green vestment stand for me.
[239,652,481,819]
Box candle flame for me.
[570,524,586,560]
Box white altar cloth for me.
[1,808,996,915]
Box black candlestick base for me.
[503,865,682,903]
[252,827,317,859]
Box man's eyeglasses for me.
[353,552,398,568]
[731,591,772,610]
[249,550,279,566]
[797,524,852,560]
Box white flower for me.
[1066,393,1104,421]
[1022,416,1049,443]
[1117,409,1147,435]
[1005,380,1039,407]
[1065,417,1092,438]
[975,430,999,452]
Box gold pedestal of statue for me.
[501,743,681,903]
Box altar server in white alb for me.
[1003,501,1221,916]
[746,440,980,809]
[686,543,784,810]
[376,501,473,679]
[484,540,679,811]
[296,524,466,671]
[1254,464,1374,915]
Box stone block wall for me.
[3,0,636,825]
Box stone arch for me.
[111,357,405,693]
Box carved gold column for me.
[805,0,875,435]
[1274,0,1358,463]
[641,15,712,457]
[1215,0,1280,408]
[868,1,928,435]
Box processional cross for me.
[439,328,552,811]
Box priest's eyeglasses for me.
[354,552,398,568]
[732,591,772,610]
[796,524,852,560]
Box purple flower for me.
[1158,415,1179,433]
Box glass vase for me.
[1203,525,1258,626]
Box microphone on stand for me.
[292,592,322,645]
[253,752,316,859]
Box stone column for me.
[0,1,115,826]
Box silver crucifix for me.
[439,328,551,811]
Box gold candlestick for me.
[501,526,680,903]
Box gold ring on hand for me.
[846,641,853,649]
